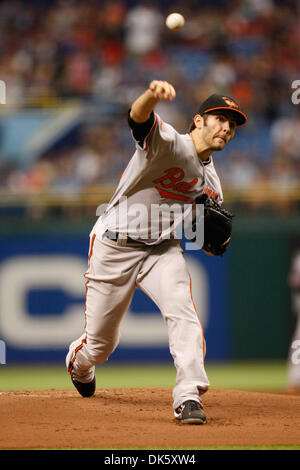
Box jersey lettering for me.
[153,168,184,188]
[173,179,198,193]
[153,168,198,202]
[153,168,198,193]
[203,185,218,200]
[156,187,191,202]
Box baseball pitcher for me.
[66,80,247,424]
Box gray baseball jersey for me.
[92,112,223,243]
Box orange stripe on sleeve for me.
[145,113,158,150]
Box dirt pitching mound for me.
[0,388,299,449]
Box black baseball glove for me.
[191,193,233,256]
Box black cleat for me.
[174,400,206,424]
[71,377,96,398]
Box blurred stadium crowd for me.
[0,0,300,213]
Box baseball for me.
[166,13,185,31]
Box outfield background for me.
[0,214,299,392]
[0,213,299,365]
[0,0,300,392]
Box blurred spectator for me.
[0,0,299,214]
[206,58,236,91]
[217,151,261,191]
[270,109,300,163]
[124,2,164,55]
[267,155,299,188]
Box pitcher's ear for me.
[194,114,204,129]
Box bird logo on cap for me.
[222,97,239,108]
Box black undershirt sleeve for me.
[128,109,155,148]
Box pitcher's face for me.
[199,112,237,150]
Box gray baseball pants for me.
[66,228,209,409]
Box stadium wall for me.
[0,214,298,363]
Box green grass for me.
[0,360,289,391]
[206,360,288,391]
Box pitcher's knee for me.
[86,338,117,364]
